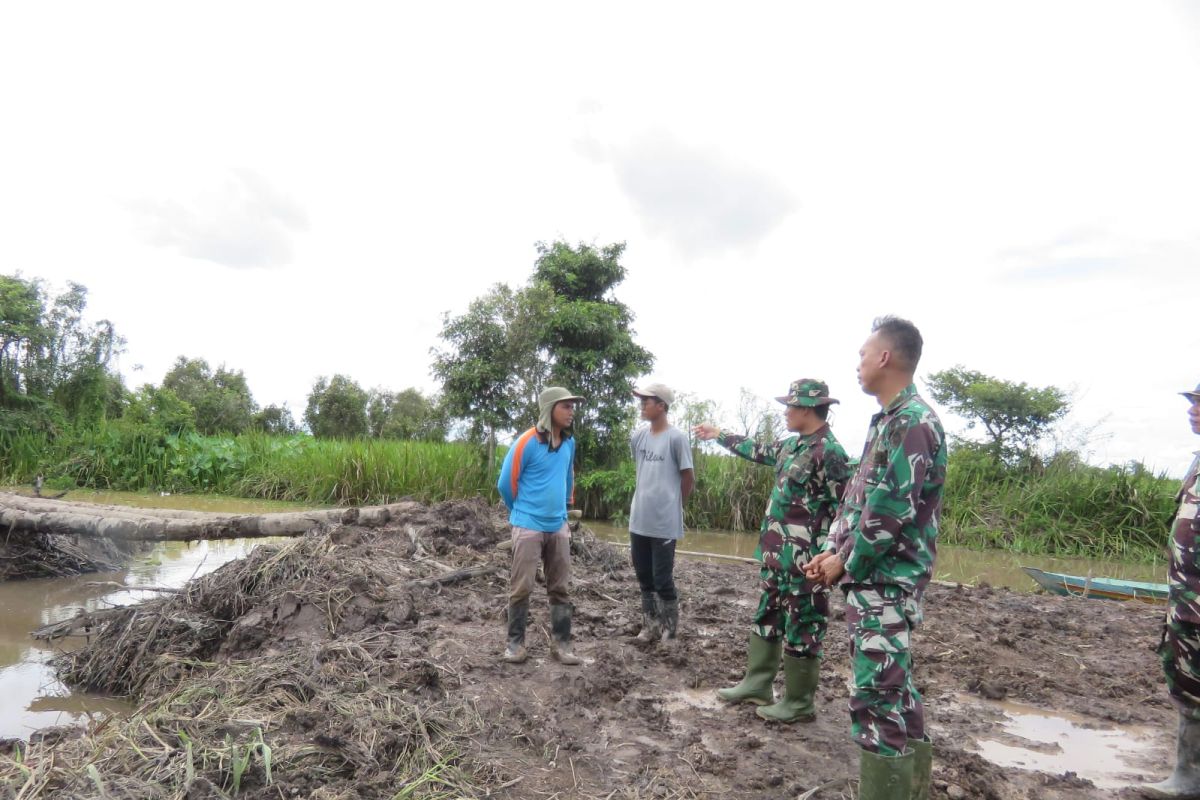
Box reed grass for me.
[0,422,1181,562]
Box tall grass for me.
[941,448,1177,562]
[580,447,1179,562]
[0,425,493,506]
[0,424,1181,562]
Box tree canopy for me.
[925,366,1070,462]
[432,241,653,467]
[305,374,370,439]
[161,357,258,435]
[0,274,125,428]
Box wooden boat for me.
[1021,566,1168,605]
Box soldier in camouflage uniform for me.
[806,317,945,800]
[694,379,850,724]
[1142,382,1200,799]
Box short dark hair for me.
[813,404,830,422]
[872,315,923,371]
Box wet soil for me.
[0,499,1175,799]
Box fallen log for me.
[0,492,423,542]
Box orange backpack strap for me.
[509,427,539,501]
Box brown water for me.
[0,491,304,741]
[584,521,1168,589]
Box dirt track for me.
[0,499,1177,799]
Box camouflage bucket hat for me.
[775,378,839,407]
[1182,382,1200,401]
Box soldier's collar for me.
[882,383,918,414]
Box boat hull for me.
[1022,567,1168,605]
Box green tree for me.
[253,403,299,436]
[0,275,43,402]
[124,384,197,434]
[305,374,369,438]
[432,283,552,467]
[433,241,653,468]
[162,357,257,435]
[925,366,1070,463]
[367,387,447,441]
[532,241,654,466]
[0,275,125,424]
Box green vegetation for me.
[433,240,653,470]
[0,426,491,506]
[579,446,1178,562]
[0,270,1183,565]
[940,447,1177,561]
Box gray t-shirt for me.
[629,425,694,540]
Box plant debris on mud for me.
[0,498,1176,799]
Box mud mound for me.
[0,502,1178,799]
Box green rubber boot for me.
[1141,715,1200,798]
[756,654,818,723]
[858,748,915,800]
[716,634,780,705]
[908,737,932,800]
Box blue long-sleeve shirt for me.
[497,428,575,532]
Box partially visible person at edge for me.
[804,316,946,800]
[1140,382,1200,799]
[496,387,584,667]
[693,378,850,724]
[628,382,695,644]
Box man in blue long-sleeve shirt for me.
[497,386,584,665]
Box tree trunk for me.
[0,492,422,542]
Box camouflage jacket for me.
[717,424,851,558]
[1169,452,1200,622]
[826,384,947,598]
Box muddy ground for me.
[0,499,1176,799]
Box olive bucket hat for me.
[775,378,839,408]
[1182,382,1200,401]
[537,387,584,433]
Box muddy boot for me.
[659,598,679,642]
[755,654,818,723]
[550,603,582,666]
[1141,715,1200,798]
[501,602,528,664]
[635,592,661,642]
[716,634,780,705]
[858,748,914,800]
[907,737,932,800]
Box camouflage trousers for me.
[752,564,829,658]
[844,585,924,756]
[1159,608,1200,719]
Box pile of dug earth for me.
[0,498,1175,799]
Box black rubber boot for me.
[716,634,781,705]
[1142,715,1200,798]
[550,603,582,665]
[502,601,528,663]
[659,598,679,642]
[635,592,661,642]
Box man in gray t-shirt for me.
[629,382,694,643]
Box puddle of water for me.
[662,687,724,715]
[585,521,1166,592]
[0,536,287,740]
[963,696,1162,789]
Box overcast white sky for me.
[2,2,1198,475]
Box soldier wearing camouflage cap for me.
[694,378,851,724]
[806,316,945,800]
[1142,382,1200,798]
